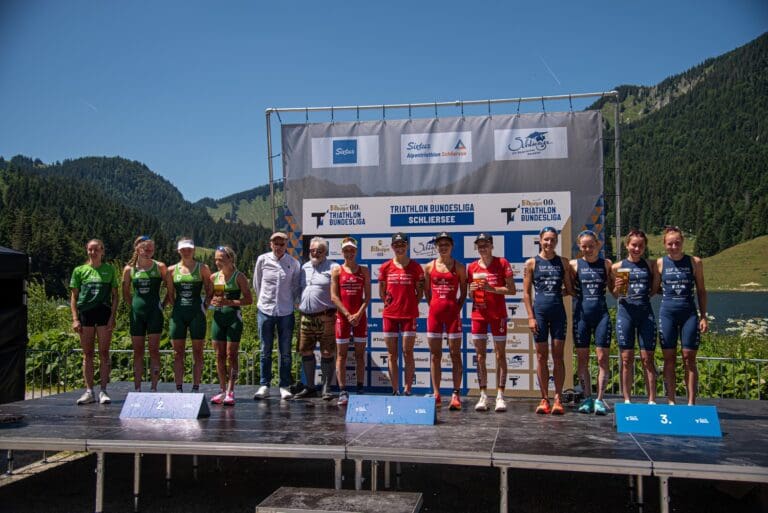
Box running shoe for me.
[449,393,461,411]
[404,390,412,397]
[551,398,564,415]
[337,390,349,406]
[535,398,551,414]
[98,390,111,404]
[321,383,333,401]
[223,391,235,406]
[426,393,442,406]
[76,390,95,405]
[253,385,269,399]
[494,396,507,413]
[279,387,294,400]
[593,399,609,415]
[578,397,595,414]
[211,392,225,404]
[475,394,489,412]
[647,400,656,405]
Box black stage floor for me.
[0,383,767,513]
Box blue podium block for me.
[119,392,210,420]
[345,395,436,425]
[615,403,721,437]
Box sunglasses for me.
[577,229,597,239]
[138,235,151,242]
[627,229,646,238]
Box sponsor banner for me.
[311,135,380,168]
[506,302,527,320]
[466,352,530,371]
[303,192,570,235]
[494,127,568,161]
[362,238,393,260]
[370,302,428,319]
[412,371,432,388]
[410,235,439,259]
[506,332,531,351]
[370,332,428,349]
[506,373,531,390]
[370,370,391,387]
[370,282,380,300]
[533,374,555,392]
[401,131,472,166]
[412,352,430,368]
[370,263,383,280]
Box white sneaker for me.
[475,394,489,412]
[494,396,507,413]
[253,385,270,400]
[98,390,111,404]
[279,387,294,400]
[76,390,95,405]
[648,400,656,405]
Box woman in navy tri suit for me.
[612,230,660,404]
[523,227,574,415]
[569,230,614,415]
[656,226,708,405]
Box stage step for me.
[255,486,423,513]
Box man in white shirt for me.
[252,232,301,400]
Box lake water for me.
[606,291,768,333]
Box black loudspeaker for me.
[0,247,29,405]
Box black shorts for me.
[79,304,112,327]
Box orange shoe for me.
[449,393,461,411]
[535,398,551,414]
[551,398,564,415]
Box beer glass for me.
[616,268,630,296]
[473,272,488,304]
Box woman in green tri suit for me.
[209,246,253,405]
[122,235,168,392]
[166,237,212,392]
[70,239,119,405]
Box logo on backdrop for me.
[401,131,473,165]
[311,211,327,228]
[500,204,520,224]
[333,139,357,164]
[410,236,438,258]
[494,127,568,160]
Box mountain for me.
[591,32,768,256]
[195,182,284,229]
[0,156,271,297]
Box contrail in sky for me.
[539,55,561,86]
[81,99,98,112]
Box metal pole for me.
[193,454,199,481]
[354,459,362,490]
[371,460,378,492]
[384,461,391,489]
[165,454,172,497]
[133,453,141,513]
[266,111,276,233]
[95,452,105,513]
[614,93,622,260]
[499,466,508,513]
[637,474,644,511]
[659,476,670,513]
[334,458,342,490]
[6,450,13,475]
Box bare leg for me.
[494,340,507,393]
[226,342,240,393]
[148,334,161,391]
[473,338,488,392]
[402,335,416,394]
[621,349,635,402]
[595,347,610,401]
[682,349,698,405]
[95,325,112,389]
[534,342,550,399]
[427,337,442,395]
[576,347,591,397]
[448,339,462,391]
[213,341,227,392]
[662,348,677,404]
[551,339,565,402]
[336,344,349,389]
[172,339,186,387]
[385,336,400,393]
[353,342,366,387]
[80,328,96,389]
[640,350,658,403]
[131,336,145,390]
[191,339,204,388]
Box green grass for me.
[702,235,768,291]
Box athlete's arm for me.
[163,264,175,307]
[561,256,575,297]
[422,261,433,304]
[605,258,617,299]
[108,279,119,331]
[121,265,132,306]
[522,258,538,335]
[70,288,81,333]
[234,272,254,307]
[379,264,388,303]
[654,258,664,296]
[456,262,468,309]
[330,266,347,316]
[611,261,623,296]
[693,256,708,334]
[350,266,371,325]
[201,264,213,308]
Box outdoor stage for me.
[0,383,766,513]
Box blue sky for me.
[1,0,765,201]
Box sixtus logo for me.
[333,139,357,164]
[500,204,520,224]
[410,236,438,257]
[508,131,549,153]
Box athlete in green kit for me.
[167,237,212,392]
[70,239,119,405]
[209,246,253,405]
[122,236,168,392]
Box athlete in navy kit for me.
[569,230,614,415]
[656,226,708,405]
[523,227,574,415]
[612,230,660,404]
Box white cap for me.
[177,239,195,250]
[341,239,358,249]
[270,232,288,241]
